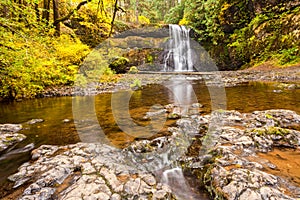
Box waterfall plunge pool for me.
[0,79,299,199]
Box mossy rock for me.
[253,127,290,136]
[128,66,139,74]
[109,57,130,74]
[167,113,180,119]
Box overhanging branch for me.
[54,0,91,25]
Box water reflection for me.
[0,81,299,198]
[0,81,299,148]
[166,76,198,115]
[111,90,166,139]
[73,95,110,144]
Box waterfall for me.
[164,24,194,72]
[161,167,205,200]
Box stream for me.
[0,79,299,198]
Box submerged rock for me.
[26,119,44,125]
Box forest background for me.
[0,0,299,99]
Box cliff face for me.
[185,0,300,70]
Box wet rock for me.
[9,143,174,199]
[0,123,25,153]
[3,143,35,158]
[180,109,300,199]
[0,132,26,153]
[62,119,71,123]
[26,119,44,125]
[167,113,180,119]
[100,167,123,192]
[238,188,261,200]
[0,124,22,132]
[124,178,141,195]
[81,162,96,174]
[61,175,111,199]
[143,109,167,120]
[164,104,175,110]
[141,174,156,186]
[111,193,122,200]
[191,103,203,108]
[6,108,300,200]
[22,187,56,200]
[259,186,294,200]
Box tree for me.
[42,0,50,23]
[53,0,91,35]
[135,0,139,24]
[53,0,60,35]
[110,0,118,36]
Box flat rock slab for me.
[180,109,300,199]
[6,109,300,200]
[9,143,175,200]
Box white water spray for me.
[161,167,204,200]
[164,24,194,72]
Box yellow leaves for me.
[221,2,231,11]
[249,36,256,42]
[235,164,242,168]
[53,34,90,66]
[219,2,231,24]
[179,17,189,26]
[138,15,150,25]
[1,29,90,99]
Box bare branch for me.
[109,0,118,37]
[54,0,91,25]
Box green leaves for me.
[181,0,300,69]
[184,0,224,44]
[164,4,185,24]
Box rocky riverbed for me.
[40,66,300,98]
[179,109,300,199]
[1,67,300,199]
[3,107,300,199]
[0,119,45,154]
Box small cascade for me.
[164,24,194,72]
[161,167,205,200]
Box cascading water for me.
[164,24,194,72]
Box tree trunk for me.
[34,3,40,22]
[42,0,50,23]
[53,0,91,34]
[95,0,101,22]
[101,0,107,17]
[2,4,9,18]
[53,0,60,36]
[109,0,118,36]
[124,0,130,22]
[135,0,139,24]
[18,0,22,22]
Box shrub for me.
[0,25,90,99]
[164,4,184,24]
[138,15,151,25]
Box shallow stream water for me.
[0,79,299,198]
